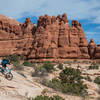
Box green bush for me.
[23,60,34,67]
[61,81,88,96]
[48,78,62,91]
[42,61,54,72]
[94,76,100,85]
[31,62,54,77]
[88,63,99,70]
[59,67,82,83]
[28,95,64,100]
[48,78,87,96]
[57,63,63,69]
[84,76,92,82]
[46,67,88,96]
[51,95,64,100]
[6,54,19,63]
[20,54,25,60]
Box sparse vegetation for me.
[59,67,83,83]
[42,61,55,72]
[23,60,34,67]
[84,76,92,82]
[94,76,100,85]
[48,78,62,91]
[44,67,88,96]
[6,54,19,64]
[28,95,64,100]
[31,66,47,77]
[13,63,24,71]
[88,63,99,70]
[20,54,25,60]
[41,88,49,95]
[57,63,63,69]
[32,61,55,77]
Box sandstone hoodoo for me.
[0,13,99,62]
[95,44,100,59]
[88,39,96,59]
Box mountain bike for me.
[0,67,13,80]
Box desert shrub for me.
[48,78,87,96]
[40,78,49,86]
[32,66,47,77]
[47,67,88,96]
[28,95,64,100]
[45,67,88,96]
[42,61,55,72]
[57,63,63,69]
[94,76,100,85]
[59,67,83,83]
[84,76,92,82]
[88,63,99,70]
[48,78,62,91]
[61,81,88,96]
[20,54,25,60]
[23,60,34,67]
[51,95,64,100]
[6,54,19,63]
[41,88,48,95]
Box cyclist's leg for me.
[2,64,6,72]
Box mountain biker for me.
[1,59,10,72]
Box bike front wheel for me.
[5,72,13,81]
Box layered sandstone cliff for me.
[27,13,89,60]
[0,13,99,61]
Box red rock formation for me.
[95,44,100,59]
[0,13,100,62]
[28,14,90,60]
[88,39,96,59]
[0,15,35,57]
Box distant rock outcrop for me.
[0,13,99,62]
[95,44,100,59]
[88,39,96,59]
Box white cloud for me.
[96,26,100,29]
[0,0,100,43]
[0,0,46,18]
[86,31,100,44]
[0,0,100,23]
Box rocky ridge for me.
[0,13,99,62]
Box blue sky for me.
[0,0,100,44]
